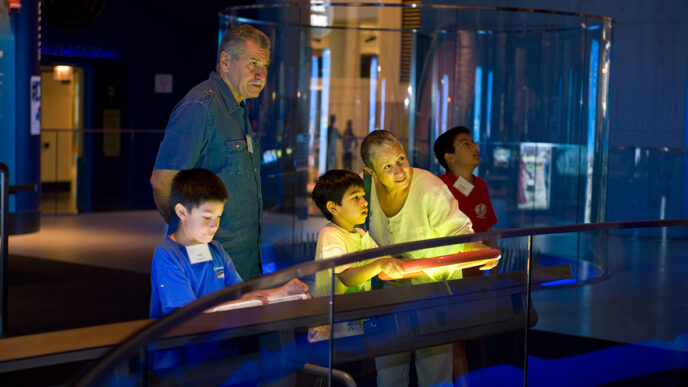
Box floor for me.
[8,210,328,274]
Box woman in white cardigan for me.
[360,129,497,387]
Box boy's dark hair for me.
[433,126,471,170]
[170,168,228,212]
[312,170,364,221]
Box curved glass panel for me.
[218,3,612,238]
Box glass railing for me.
[72,219,688,386]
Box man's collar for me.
[210,71,243,113]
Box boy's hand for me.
[378,257,405,279]
[280,278,310,298]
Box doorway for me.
[40,65,84,214]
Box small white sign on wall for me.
[30,75,41,135]
[154,73,173,94]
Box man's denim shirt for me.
[154,72,262,279]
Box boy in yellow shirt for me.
[311,169,404,296]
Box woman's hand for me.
[377,257,405,279]
[479,258,500,271]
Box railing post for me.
[523,234,533,386]
[0,163,9,338]
[329,266,335,387]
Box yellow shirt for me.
[314,222,378,297]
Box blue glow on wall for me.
[486,71,493,139]
[41,45,119,59]
[473,66,483,143]
[380,77,386,131]
[318,49,331,175]
[308,56,318,155]
[435,89,441,141]
[584,40,599,223]
[441,74,448,135]
[368,56,378,132]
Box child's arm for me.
[249,278,311,301]
[206,294,267,312]
[338,257,405,287]
[206,279,309,312]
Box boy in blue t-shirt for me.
[150,168,307,318]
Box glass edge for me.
[218,2,614,24]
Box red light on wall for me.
[9,0,21,13]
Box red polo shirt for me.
[439,173,498,233]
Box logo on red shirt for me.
[475,203,487,218]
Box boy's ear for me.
[326,200,338,216]
[444,152,455,165]
[174,203,188,219]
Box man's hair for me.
[216,24,270,71]
[360,130,403,171]
[170,169,228,212]
[312,170,364,221]
[433,126,471,170]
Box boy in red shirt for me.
[433,126,497,235]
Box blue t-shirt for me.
[153,71,263,280]
[150,237,243,318]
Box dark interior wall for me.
[40,0,254,130]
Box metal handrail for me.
[73,218,688,386]
[302,363,357,387]
[0,164,38,339]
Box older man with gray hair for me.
[151,24,270,280]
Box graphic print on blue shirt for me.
[149,238,243,318]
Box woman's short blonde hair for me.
[360,130,403,170]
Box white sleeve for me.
[316,227,352,273]
[424,184,475,256]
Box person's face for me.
[328,185,368,232]
[178,200,224,244]
[446,133,480,171]
[366,143,412,192]
[220,39,270,102]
